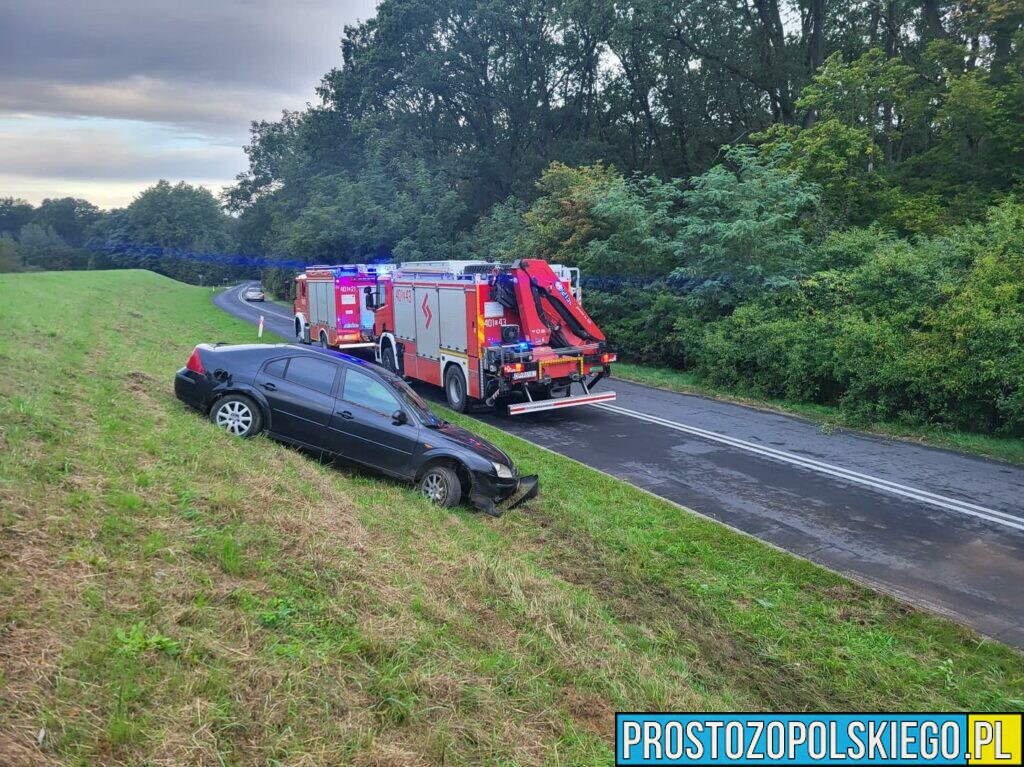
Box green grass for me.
[614,362,1024,465]
[0,270,1021,765]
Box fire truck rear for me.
[293,264,393,350]
[372,259,615,415]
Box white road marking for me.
[595,402,1024,533]
[234,284,292,321]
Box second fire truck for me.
[371,259,616,415]
[293,264,394,350]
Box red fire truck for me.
[371,259,616,415]
[293,264,394,350]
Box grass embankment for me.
[0,270,1021,765]
[614,362,1024,466]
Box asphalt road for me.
[215,282,1024,647]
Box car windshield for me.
[387,374,445,427]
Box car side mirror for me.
[392,409,408,425]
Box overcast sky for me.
[0,0,378,208]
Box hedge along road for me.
[215,282,1024,648]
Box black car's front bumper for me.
[468,470,540,517]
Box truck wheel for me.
[319,331,329,349]
[294,317,306,343]
[418,465,462,508]
[210,395,263,438]
[444,365,469,413]
[382,345,399,375]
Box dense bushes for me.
[588,203,1024,435]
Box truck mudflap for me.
[469,475,539,517]
[506,390,616,415]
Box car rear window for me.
[263,358,287,378]
[285,356,337,395]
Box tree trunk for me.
[807,0,825,73]
[882,1,897,165]
[920,1,947,40]
[802,0,826,127]
[989,9,1021,84]
[753,0,796,122]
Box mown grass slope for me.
[0,270,1021,766]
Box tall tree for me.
[94,181,235,284]
[32,197,101,247]
[0,198,34,237]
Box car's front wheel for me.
[418,465,462,508]
[211,395,263,438]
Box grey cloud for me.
[0,123,243,181]
[0,0,377,87]
[0,0,378,132]
[0,0,377,205]
[0,75,300,138]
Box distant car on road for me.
[174,343,538,515]
[243,286,265,301]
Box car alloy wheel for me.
[215,400,253,436]
[421,471,449,504]
[418,465,462,508]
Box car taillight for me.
[186,347,205,374]
[600,353,616,364]
[502,363,525,374]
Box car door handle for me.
[336,410,354,419]
[260,382,277,391]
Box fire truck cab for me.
[372,259,615,415]
[293,264,394,350]
[549,264,581,302]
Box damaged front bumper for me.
[468,471,540,517]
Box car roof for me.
[300,345,409,384]
[297,344,369,365]
[208,343,391,379]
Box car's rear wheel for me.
[382,345,399,375]
[418,465,462,508]
[444,365,469,413]
[211,395,263,438]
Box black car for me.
[174,343,538,515]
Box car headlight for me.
[492,462,514,479]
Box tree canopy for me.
[0,184,242,284]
